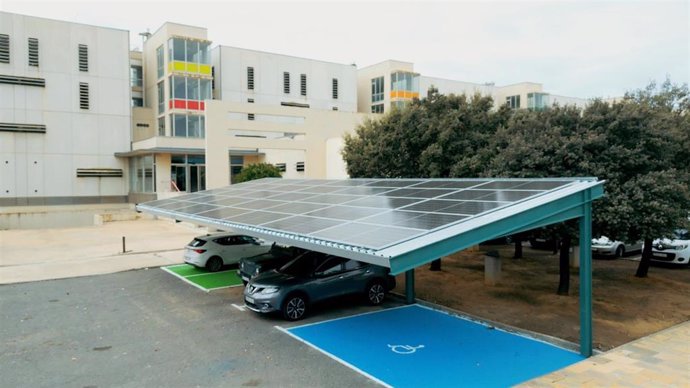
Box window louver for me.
[0,34,9,64]
[79,82,90,109]
[28,38,39,67]
[76,168,123,178]
[78,44,88,72]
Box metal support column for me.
[579,201,593,357]
[405,269,415,304]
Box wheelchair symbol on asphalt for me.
[388,344,425,354]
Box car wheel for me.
[206,256,223,272]
[366,280,386,305]
[282,294,307,321]
[615,246,625,258]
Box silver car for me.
[244,251,396,320]
[591,236,643,258]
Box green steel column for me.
[405,269,415,304]
[579,200,593,357]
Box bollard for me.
[484,250,501,286]
[122,236,126,253]
[570,246,580,269]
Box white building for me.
[0,12,131,209]
[357,60,589,114]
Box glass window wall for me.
[129,155,155,193]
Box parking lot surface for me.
[0,268,390,387]
[283,305,583,388]
[162,264,244,291]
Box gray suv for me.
[243,251,396,320]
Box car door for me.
[339,260,369,296]
[309,256,347,303]
[242,236,266,257]
[216,236,246,265]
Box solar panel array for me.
[139,178,576,251]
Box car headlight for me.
[260,287,279,295]
[675,244,688,250]
[254,267,260,275]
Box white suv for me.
[651,229,690,266]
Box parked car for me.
[238,243,307,284]
[591,236,643,258]
[529,237,558,251]
[244,251,396,321]
[651,229,690,265]
[184,233,272,272]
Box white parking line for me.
[160,267,210,293]
[231,303,246,312]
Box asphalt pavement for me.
[0,268,395,387]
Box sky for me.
[2,0,688,99]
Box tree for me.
[233,163,282,183]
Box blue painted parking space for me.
[281,304,584,388]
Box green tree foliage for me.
[233,163,282,183]
[343,80,689,283]
[343,91,511,178]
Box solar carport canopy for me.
[137,178,604,275]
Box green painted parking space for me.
[161,264,244,292]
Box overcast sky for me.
[3,0,688,99]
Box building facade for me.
[1,11,596,225]
[0,12,131,207]
[357,60,589,115]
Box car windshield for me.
[673,229,689,240]
[278,252,323,277]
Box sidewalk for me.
[0,219,203,284]
[520,321,690,387]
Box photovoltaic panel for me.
[344,196,419,209]
[234,199,287,210]
[137,177,590,252]
[440,201,508,215]
[306,205,386,221]
[196,207,250,220]
[267,202,328,215]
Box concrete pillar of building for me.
[484,250,501,286]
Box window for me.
[130,65,143,87]
[131,97,143,107]
[247,67,254,90]
[296,161,305,172]
[156,45,164,79]
[0,34,9,64]
[344,260,364,271]
[28,38,38,67]
[230,155,244,183]
[283,72,290,94]
[157,81,164,114]
[332,78,338,99]
[275,163,286,172]
[371,104,384,114]
[248,113,255,120]
[247,98,254,103]
[371,76,384,102]
[390,71,419,93]
[172,114,205,138]
[506,95,521,109]
[158,116,165,136]
[79,83,89,109]
[315,257,345,276]
[129,155,155,193]
[300,74,307,96]
[78,44,88,72]
[527,93,549,110]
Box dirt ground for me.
[398,244,690,351]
